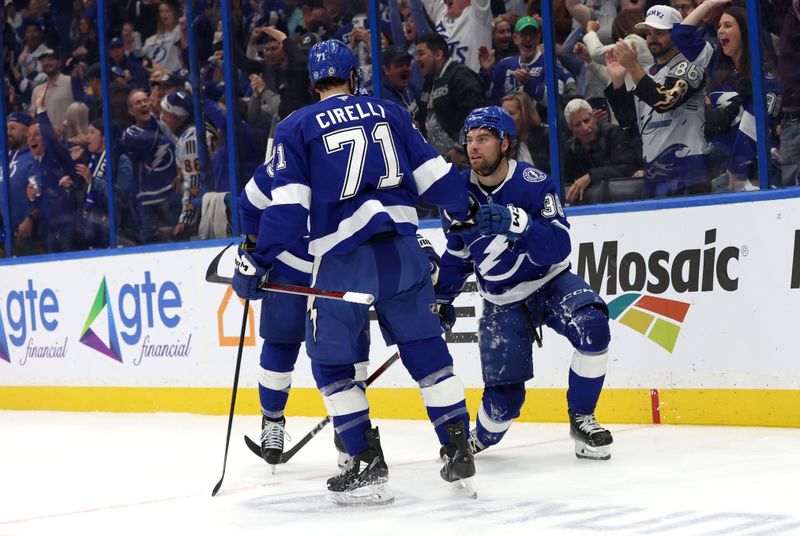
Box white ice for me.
[2,411,799,535]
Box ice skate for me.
[439,421,477,499]
[568,410,613,460]
[261,416,289,470]
[327,427,393,506]
[333,431,351,469]
[467,428,487,455]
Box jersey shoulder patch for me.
[522,166,547,183]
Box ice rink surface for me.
[2,411,799,536]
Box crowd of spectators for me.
[1,0,798,257]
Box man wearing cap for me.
[3,112,39,247]
[109,36,149,91]
[604,5,708,198]
[148,69,185,117]
[30,48,74,131]
[380,46,419,117]
[160,90,214,238]
[482,16,577,119]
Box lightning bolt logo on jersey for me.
[437,160,572,306]
[122,117,177,206]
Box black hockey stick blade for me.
[206,243,235,285]
[243,352,401,464]
[205,245,374,304]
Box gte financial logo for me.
[80,272,190,365]
[576,229,740,352]
[0,280,66,365]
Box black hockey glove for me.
[442,193,480,235]
[417,234,441,285]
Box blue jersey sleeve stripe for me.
[276,251,313,274]
[412,156,453,196]
[244,177,271,209]
[309,201,419,256]
[271,183,312,210]
[446,246,471,259]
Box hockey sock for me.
[567,351,608,414]
[398,337,469,445]
[312,361,372,455]
[258,341,300,418]
[564,306,610,414]
[475,383,526,447]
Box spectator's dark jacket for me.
[563,121,641,184]
[380,77,419,119]
[415,59,486,142]
[36,110,80,251]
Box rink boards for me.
[1,197,798,427]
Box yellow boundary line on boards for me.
[1,387,799,427]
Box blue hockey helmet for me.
[459,106,517,146]
[307,38,358,85]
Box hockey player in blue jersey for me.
[230,39,478,505]
[435,106,614,461]
[238,162,370,468]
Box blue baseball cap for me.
[110,37,124,48]
[8,112,32,127]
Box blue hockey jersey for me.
[437,160,571,306]
[486,52,575,105]
[252,93,469,267]
[240,162,313,283]
[122,117,177,206]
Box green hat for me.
[514,16,540,33]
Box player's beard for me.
[472,152,504,177]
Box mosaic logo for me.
[607,293,691,353]
[578,229,740,296]
[79,277,122,362]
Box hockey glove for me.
[442,193,480,235]
[436,299,457,332]
[477,203,531,239]
[232,240,271,301]
[417,234,441,285]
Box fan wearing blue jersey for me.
[238,162,371,469]
[435,106,614,461]
[231,39,479,505]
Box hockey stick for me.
[206,244,375,305]
[211,300,250,497]
[244,351,402,463]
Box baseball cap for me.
[635,5,683,30]
[86,62,101,79]
[514,16,540,34]
[382,46,412,67]
[161,90,192,117]
[299,32,321,55]
[40,48,58,59]
[150,70,185,88]
[8,112,32,127]
[110,37,124,48]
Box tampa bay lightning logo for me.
[523,167,546,183]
